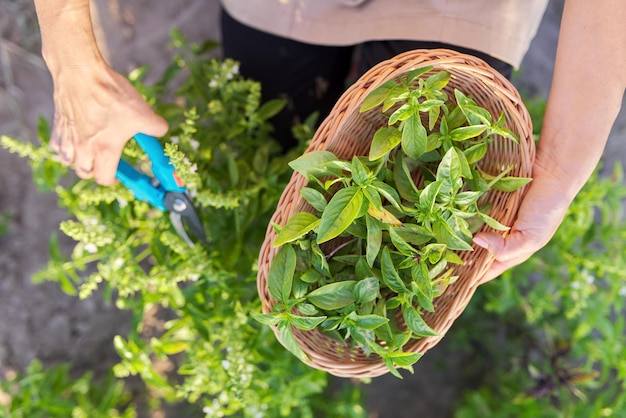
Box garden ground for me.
[1,0,625,416]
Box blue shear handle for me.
[133,133,186,194]
[116,160,167,211]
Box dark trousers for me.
[220,9,513,150]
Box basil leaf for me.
[423,243,447,264]
[449,125,487,142]
[354,314,389,330]
[300,269,324,284]
[253,313,281,326]
[383,85,409,112]
[467,167,490,192]
[366,214,383,267]
[401,114,427,159]
[428,105,441,131]
[402,304,438,337]
[289,150,338,179]
[307,281,357,310]
[310,241,330,277]
[411,262,433,300]
[274,212,321,246]
[490,176,533,192]
[392,330,413,349]
[389,227,418,256]
[436,147,463,195]
[289,314,327,331]
[419,180,444,214]
[478,212,511,231]
[296,303,319,316]
[446,103,467,130]
[393,157,420,203]
[425,70,450,90]
[383,358,403,379]
[360,79,398,112]
[454,191,483,206]
[406,65,433,83]
[387,351,423,367]
[318,186,364,244]
[278,324,309,363]
[367,205,402,227]
[372,180,403,210]
[389,103,413,125]
[354,277,380,304]
[433,218,473,251]
[369,126,402,160]
[363,186,383,211]
[300,187,327,212]
[455,147,473,179]
[381,247,408,293]
[355,256,376,280]
[455,89,493,125]
[268,245,296,303]
[351,156,371,187]
[445,250,464,265]
[393,224,433,246]
[432,269,458,298]
[292,277,309,299]
[463,142,488,165]
[415,287,435,312]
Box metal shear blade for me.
[115,133,208,247]
[164,192,208,248]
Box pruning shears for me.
[115,133,208,248]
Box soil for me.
[0,0,624,417]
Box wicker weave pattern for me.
[257,49,535,378]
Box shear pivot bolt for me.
[173,198,187,212]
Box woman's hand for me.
[474,0,625,283]
[49,64,168,185]
[473,155,571,283]
[34,0,168,185]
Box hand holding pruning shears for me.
[115,133,208,248]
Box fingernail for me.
[473,236,490,250]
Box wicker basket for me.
[257,49,535,378]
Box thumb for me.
[123,84,169,139]
[135,110,169,138]
[472,230,534,283]
[472,231,506,256]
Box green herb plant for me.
[0,360,136,418]
[259,66,531,377]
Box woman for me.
[33,0,626,281]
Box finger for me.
[73,142,96,180]
[50,115,61,153]
[473,229,538,263]
[133,110,169,139]
[75,165,95,179]
[92,139,127,186]
[473,230,537,284]
[145,113,169,137]
[56,117,77,165]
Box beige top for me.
[220,0,549,68]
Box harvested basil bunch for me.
[256,66,531,377]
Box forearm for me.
[535,0,626,205]
[34,0,105,71]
